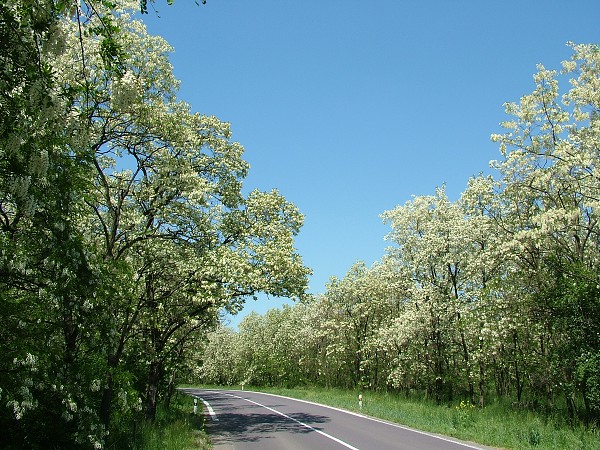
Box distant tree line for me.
[199,43,600,426]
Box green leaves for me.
[95,17,127,75]
[139,0,207,15]
[1,0,309,444]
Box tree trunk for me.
[513,331,523,403]
[144,360,162,421]
[100,372,114,428]
[460,329,474,403]
[164,369,177,409]
[478,360,485,407]
[100,353,120,428]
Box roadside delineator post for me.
[358,393,363,409]
[241,382,245,391]
[193,397,198,415]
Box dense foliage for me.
[0,1,309,448]
[200,43,600,426]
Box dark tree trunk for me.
[164,369,178,409]
[100,353,120,428]
[144,361,163,421]
[100,372,114,428]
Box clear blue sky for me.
[140,1,600,327]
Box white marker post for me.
[241,382,245,391]
[193,397,198,415]
[358,393,363,409]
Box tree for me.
[490,42,600,420]
[1,0,310,446]
[320,261,400,389]
[200,325,242,385]
[381,187,475,403]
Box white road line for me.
[224,390,484,450]
[196,396,218,421]
[224,392,360,450]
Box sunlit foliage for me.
[0,1,309,447]
[200,43,600,426]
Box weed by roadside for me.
[452,400,476,429]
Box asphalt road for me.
[179,388,494,450]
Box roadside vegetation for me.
[197,43,600,450]
[110,391,211,450]
[1,1,307,448]
[195,385,599,450]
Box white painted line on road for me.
[225,393,360,450]
[228,390,485,450]
[195,396,218,421]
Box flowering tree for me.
[0,0,310,446]
[204,43,600,425]
[380,188,474,402]
[316,262,399,389]
[199,325,243,385]
[490,43,600,419]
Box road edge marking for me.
[194,396,219,421]
[224,392,359,450]
[219,390,484,450]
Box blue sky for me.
[140,1,600,327]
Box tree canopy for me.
[0,0,309,447]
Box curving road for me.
[179,388,494,450]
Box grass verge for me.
[198,385,598,450]
[110,391,211,449]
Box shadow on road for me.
[179,389,332,446]
[209,410,330,444]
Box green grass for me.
[109,392,211,449]
[141,392,211,450]
[133,417,210,450]
[196,385,599,450]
